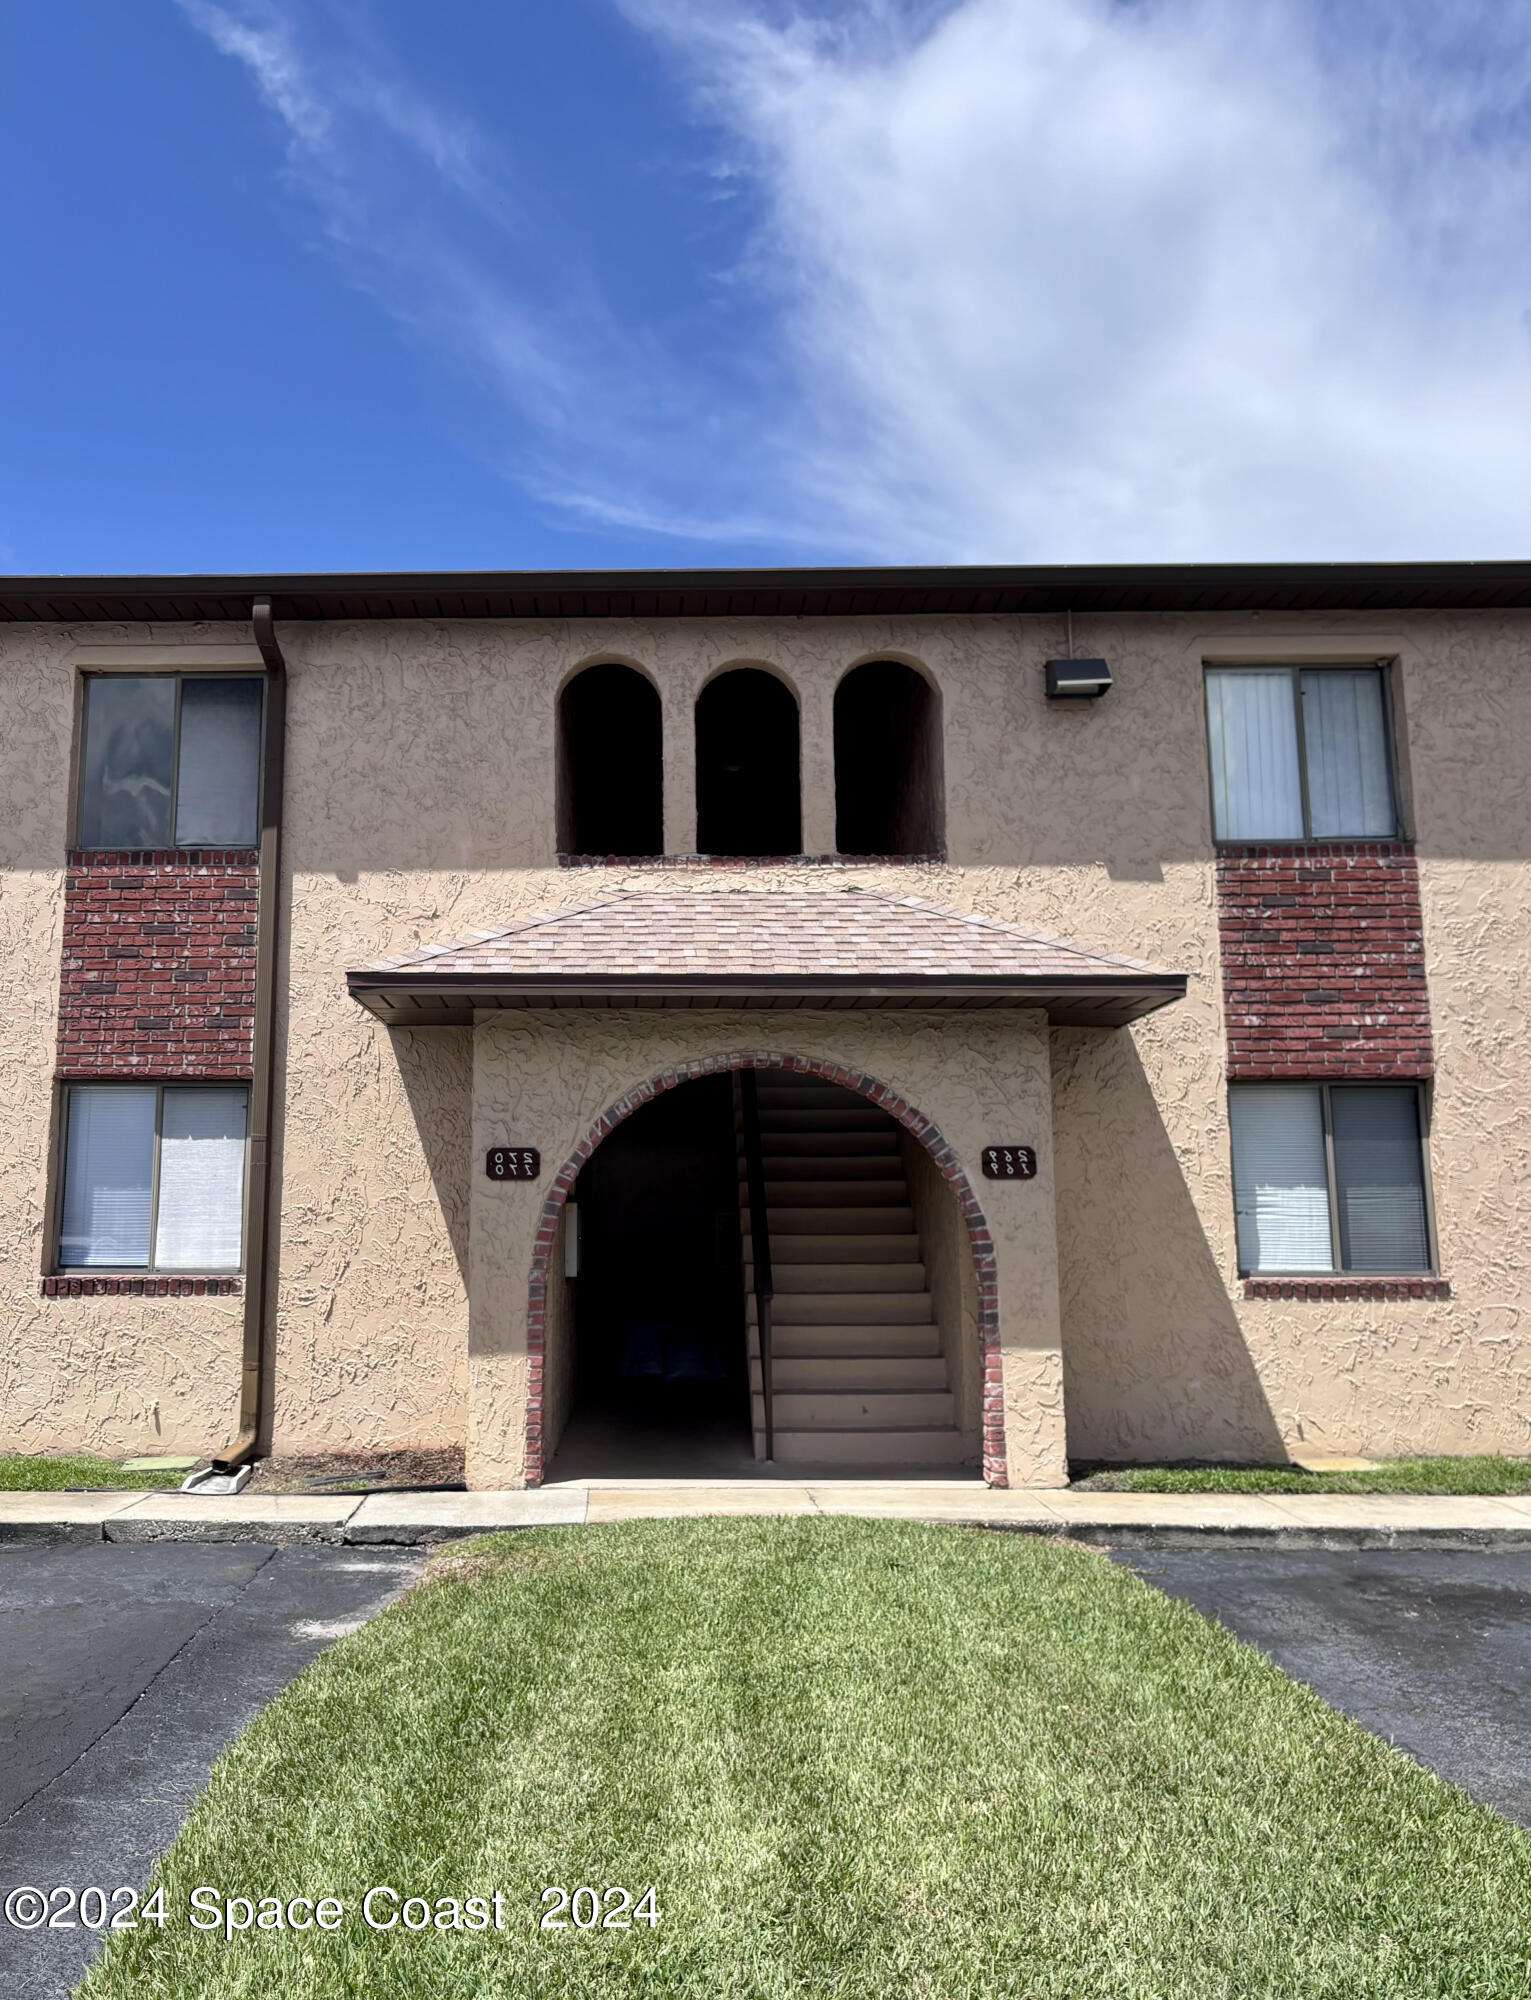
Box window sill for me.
[67,848,259,868]
[1215,838,1412,857]
[1242,1275,1449,1301]
[557,851,946,868]
[42,1274,242,1298]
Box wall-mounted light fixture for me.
[1045,610,1113,700]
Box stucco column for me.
[798,672,837,855]
[466,1014,536,1487]
[988,1013,1068,1487]
[662,680,697,855]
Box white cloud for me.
[622,0,1531,558]
[180,0,1531,559]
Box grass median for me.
[1074,1455,1531,1495]
[77,1516,1531,2000]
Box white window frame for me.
[1204,663,1400,844]
[53,1081,251,1274]
[76,671,266,850]
[1230,1080,1439,1278]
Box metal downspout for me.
[208,595,286,1475]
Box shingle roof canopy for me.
[346,890,1188,1026]
[6,559,1531,622]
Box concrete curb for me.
[4,1487,1531,1549]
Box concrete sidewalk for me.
[3,1483,1531,1549]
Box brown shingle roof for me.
[347,890,1187,1027]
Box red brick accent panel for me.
[1216,842,1432,1079]
[42,1275,241,1297]
[523,1052,1005,1487]
[1244,1276,1450,1301]
[57,851,257,1079]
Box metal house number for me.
[485,1147,541,1182]
[982,1145,1037,1181]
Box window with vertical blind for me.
[56,1084,249,1271]
[1228,1083,1433,1274]
[1205,665,1397,842]
[78,674,263,848]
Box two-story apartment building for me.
[2,563,1527,1488]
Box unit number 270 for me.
[540,1886,660,1929]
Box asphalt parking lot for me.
[0,1541,420,2000]
[1114,1548,1531,1828]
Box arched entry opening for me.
[531,1058,997,1483]
[557,662,664,856]
[694,669,801,856]
[834,659,944,857]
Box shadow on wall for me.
[1051,1027,1286,1464]
[393,1027,472,1290]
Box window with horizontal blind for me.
[56,1084,249,1271]
[1205,665,1397,842]
[1228,1082,1433,1275]
[78,674,263,849]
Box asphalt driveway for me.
[0,1540,419,2000]
[1114,1548,1531,1828]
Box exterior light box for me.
[1045,658,1113,700]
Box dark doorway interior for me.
[834,660,943,856]
[557,663,664,856]
[560,1075,749,1469]
[695,669,802,856]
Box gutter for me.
[186,597,286,1493]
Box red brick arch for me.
[524,1052,1005,1486]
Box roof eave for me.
[8,558,1531,622]
[345,969,1189,1027]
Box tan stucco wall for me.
[467,1010,1064,1489]
[898,1125,983,1456]
[1,607,1528,1468]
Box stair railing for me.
[740,1068,775,1462]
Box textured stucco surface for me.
[899,1125,983,1457]
[1,609,1529,1465]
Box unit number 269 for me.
[540,1886,660,1929]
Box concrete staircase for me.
[740,1072,968,1467]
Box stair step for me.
[755,1083,868,1109]
[762,1324,943,1358]
[760,1428,972,1466]
[752,1355,949,1393]
[766,1207,915,1234]
[744,1233,921,1263]
[754,1390,956,1429]
[760,1130,899,1157]
[759,1181,910,1206]
[743,1157,905,1182]
[758,1108,892,1132]
[750,1262,928,1294]
[752,1292,934,1325]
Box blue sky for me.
[4,1,1531,573]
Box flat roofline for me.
[8,559,1531,623]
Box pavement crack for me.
[0,1545,280,1830]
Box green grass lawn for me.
[0,1451,173,1491]
[1074,1455,1531,1495]
[76,1518,1530,1999]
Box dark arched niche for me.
[557,663,664,857]
[834,660,944,857]
[695,669,802,856]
